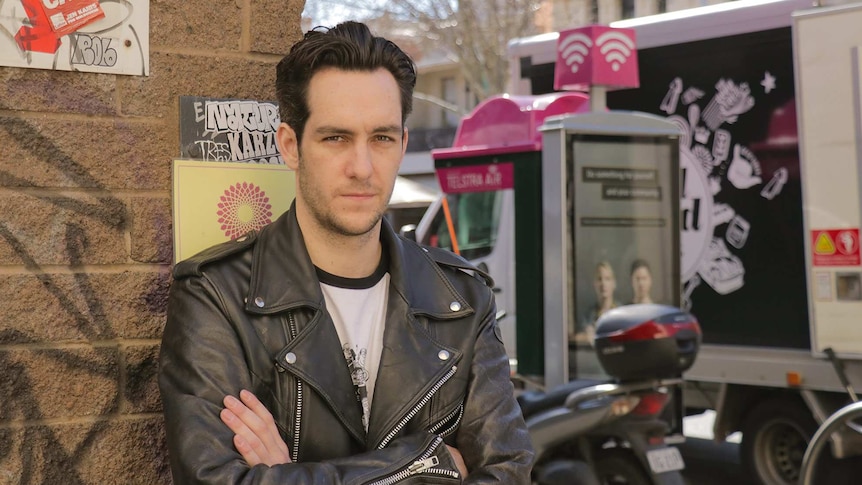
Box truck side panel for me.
[795,3,862,357]
[607,27,809,349]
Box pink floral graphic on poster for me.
[217,182,273,239]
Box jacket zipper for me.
[273,311,304,462]
[367,435,460,485]
[287,311,303,463]
[377,365,458,450]
[428,403,464,438]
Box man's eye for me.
[324,135,345,142]
[375,135,395,142]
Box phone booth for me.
[539,112,682,388]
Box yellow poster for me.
[172,160,295,262]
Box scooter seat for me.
[518,378,605,419]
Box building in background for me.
[373,0,737,194]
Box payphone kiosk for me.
[539,111,682,388]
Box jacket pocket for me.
[365,436,462,485]
[428,402,464,439]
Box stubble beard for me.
[297,163,386,239]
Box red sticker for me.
[39,0,105,37]
[811,228,861,266]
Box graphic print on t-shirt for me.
[343,345,371,430]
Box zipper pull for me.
[408,456,439,474]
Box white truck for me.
[412,1,862,483]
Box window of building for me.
[442,77,459,127]
[622,0,635,19]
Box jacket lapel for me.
[366,226,471,449]
[246,207,366,442]
[279,309,367,444]
[365,290,460,449]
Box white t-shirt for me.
[317,263,389,432]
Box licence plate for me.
[646,447,685,474]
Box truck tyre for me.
[740,397,816,485]
[594,449,651,485]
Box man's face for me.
[278,67,406,238]
[631,266,652,299]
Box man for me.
[159,21,534,484]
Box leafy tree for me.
[303,0,542,102]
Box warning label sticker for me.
[812,228,861,266]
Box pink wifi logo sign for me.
[554,25,639,91]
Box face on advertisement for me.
[631,261,653,304]
[594,262,616,303]
[277,67,407,241]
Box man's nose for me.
[346,143,373,179]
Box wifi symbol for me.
[558,33,593,73]
[595,31,635,72]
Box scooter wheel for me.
[594,449,651,485]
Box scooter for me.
[517,304,702,485]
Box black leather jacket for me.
[158,207,534,484]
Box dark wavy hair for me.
[275,21,417,144]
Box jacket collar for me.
[244,204,473,319]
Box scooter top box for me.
[593,304,701,381]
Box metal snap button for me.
[254,297,265,307]
[284,352,297,364]
[438,350,450,361]
[449,301,461,312]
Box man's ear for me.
[401,127,409,156]
[276,122,300,170]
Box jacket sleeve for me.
[159,274,463,485]
[454,293,535,483]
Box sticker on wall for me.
[814,271,833,301]
[836,272,862,301]
[178,96,283,165]
[172,160,295,263]
[0,0,149,75]
[812,228,861,266]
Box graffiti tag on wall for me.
[0,0,149,75]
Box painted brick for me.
[0,67,117,116]
[0,0,306,480]
[119,52,277,118]
[0,116,173,190]
[123,344,162,414]
[0,346,119,421]
[151,0,242,51]
[0,194,127,266]
[0,418,169,485]
[131,197,174,264]
[249,0,305,55]
[0,271,170,344]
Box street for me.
[678,437,755,485]
[678,411,756,485]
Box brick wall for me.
[0,1,303,483]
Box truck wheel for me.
[740,398,816,485]
[594,449,651,485]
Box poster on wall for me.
[172,160,295,262]
[0,0,149,75]
[179,96,284,165]
[173,96,294,262]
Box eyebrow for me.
[314,125,403,136]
